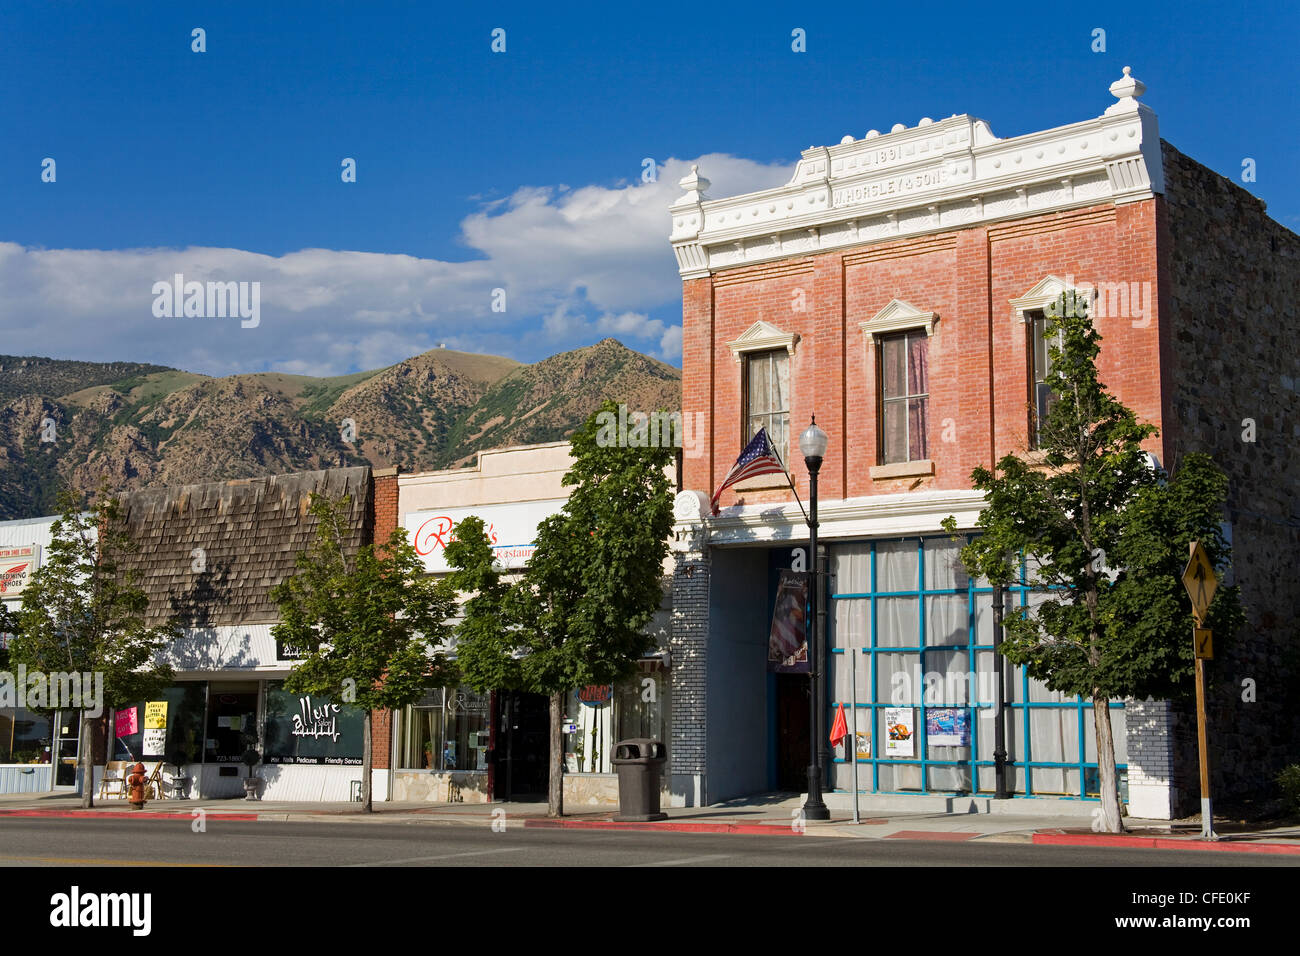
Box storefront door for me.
[494,692,549,801]
[775,675,810,792]
[53,710,80,789]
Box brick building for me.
[667,68,1299,816]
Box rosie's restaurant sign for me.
[404,500,567,574]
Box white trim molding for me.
[1010,275,1098,323]
[727,319,799,362]
[673,488,988,550]
[671,67,1162,279]
[859,298,938,338]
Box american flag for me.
[711,427,790,514]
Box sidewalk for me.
[1,791,1296,854]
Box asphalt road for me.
[0,818,1293,867]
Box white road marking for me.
[348,847,528,866]
[632,854,732,867]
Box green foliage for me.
[447,398,675,694]
[945,292,1243,701]
[1277,765,1300,814]
[9,486,179,710]
[270,493,457,713]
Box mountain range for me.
[0,339,682,519]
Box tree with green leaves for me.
[270,492,458,812]
[944,290,1243,832]
[10,488,179,808]
[446,400,675,817]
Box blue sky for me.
[2,1,1296,376]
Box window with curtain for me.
[746,349,789,465]
[879,331,929,463]
[1029,310,1062,448]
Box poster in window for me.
[263,682,364,765]
[855,730,872,760]
[885,707,915,758]
[115,707,138,738]
[768,570,809,673]
[142,701,168,757]
[925,708,970,747]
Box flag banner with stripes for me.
[710,427,789,514]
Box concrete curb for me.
[0,809,260,821]
[525,818,804,835]
[1032,832,1300,855]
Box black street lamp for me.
[799,416,830,821]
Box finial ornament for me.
[1105,65,1147,114]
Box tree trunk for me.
[548,691,563,818]
[361,708,373,813]
[79,709,94,809]
[1093,694,1124,833]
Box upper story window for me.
[1028,310,1062,448]
[728,320,798,467]
[745,350,789,464]
[1010,276,1092,451]
[879,331,929,464]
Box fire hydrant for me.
[126,762,148,809]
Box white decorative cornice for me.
[727,319,799,362]
[859,299,938,337]
[670,68,1161,278]
[1010,275,1097,322]
[672,488,989,548]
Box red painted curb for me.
[1032,832,1300,855]
[0,809,259,821]
[524,818,802,835]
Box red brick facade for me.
[684,200,1167,507]
[369,467,400,771]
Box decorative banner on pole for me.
[768,570,809,673]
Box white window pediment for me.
[1010,275,1097,322]
[859,299,938,338]
[728,320,798,363]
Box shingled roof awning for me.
[116,466,373,628]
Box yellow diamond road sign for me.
[1182,541,1218,623]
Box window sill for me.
[869,460,934,480]
[731,474,791,492]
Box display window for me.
[397,687,490,772]
[829,535,1126,799]
[563,662,669,774]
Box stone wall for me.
[1160,140,1300,807]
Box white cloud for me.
[0,153,793,375]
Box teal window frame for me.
[828,535,1126,800]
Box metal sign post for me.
[850,647,860,824]
[1182,541,1219,841]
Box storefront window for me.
[564,663,670,774]
[113,683,207,764]
[0,707,52,764]
[264,681,365,766]
[204,682,260,763]
[829,536,1125,799]
[398,687,490,772]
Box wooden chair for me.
[98,761,129,799]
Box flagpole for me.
[850,646,860,824]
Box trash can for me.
[612,738,667,822]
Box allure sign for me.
[292,696,340,742]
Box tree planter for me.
[242,777,260,800]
